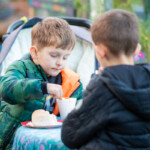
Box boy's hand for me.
[47,83,63,99]
[99,67,103,73]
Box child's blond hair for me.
[31,17,76,50]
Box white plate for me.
[21,120,63,129]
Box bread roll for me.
[32,109,57,126]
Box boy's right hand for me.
[47,83,63,99]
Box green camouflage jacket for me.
[0,54,83,149]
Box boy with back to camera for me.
[0,17,83,149]
[61,9,150,150]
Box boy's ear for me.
[95,44,106,59]
[30,46,38,64]
[134,43,141,56]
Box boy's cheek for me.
[62,60,67,67]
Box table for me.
[12,126,72,150]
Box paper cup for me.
[57,98,77,120]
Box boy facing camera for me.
[61,9,150,149]
[0,17,83,149]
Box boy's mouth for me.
[51,68,61,71]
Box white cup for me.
[56,98,77,120]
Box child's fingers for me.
[49,85,63,99]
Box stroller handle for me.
[60,17,92,29]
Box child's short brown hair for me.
[31,17,76,50]
[91,9,139,56]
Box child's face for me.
[36,46,71,77]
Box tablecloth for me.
[12,126,71,150]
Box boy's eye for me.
[50,55,57,58]
[63,56,68,60]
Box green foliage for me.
[74,0,90,18]
[74,0,82,17]
[113,0,133,11]
[139,19,150,62]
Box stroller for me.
[0,16,99,89]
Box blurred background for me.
[0,0,150,62]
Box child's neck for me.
[102,54,134,68]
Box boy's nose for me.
[56,59,63,66]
